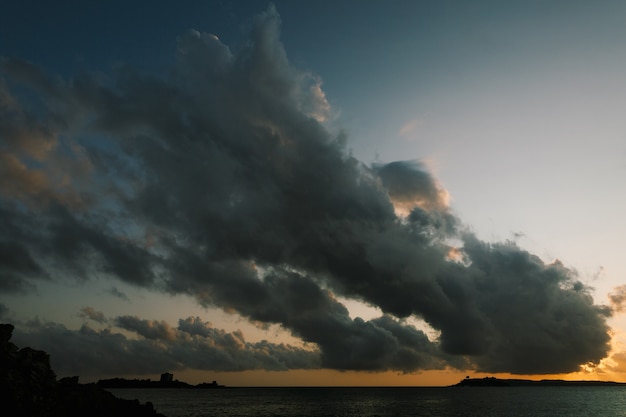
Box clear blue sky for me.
[1,1,626,385]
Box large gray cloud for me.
[0,5,612,375]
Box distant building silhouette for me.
[160,372,173,383]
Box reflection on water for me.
[109,386,626,417]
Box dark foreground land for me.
[454,376,626,387]
[1,323,166,417]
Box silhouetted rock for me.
[1,323,166,416]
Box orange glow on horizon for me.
[83,368,626,387]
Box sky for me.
[1,0,626,386]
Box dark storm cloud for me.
[0,5,612,374]
[448,236,611,373]
[160,260,451,371]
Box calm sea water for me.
[108,386,626,417]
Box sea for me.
[108,386,626,417]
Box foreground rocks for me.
[1,323,166,417]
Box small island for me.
[453,376,626,387]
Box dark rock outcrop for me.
[1,323,166,417]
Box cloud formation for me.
[0,5,612,375]
[609,285,626,313]
[12,313,321,376]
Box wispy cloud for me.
[107,286,130,302]
[78,307,107,324]
[609,285,626,313]
[398,117,424,139]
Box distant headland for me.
[453,376,626,387]
[97,372,227,389]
